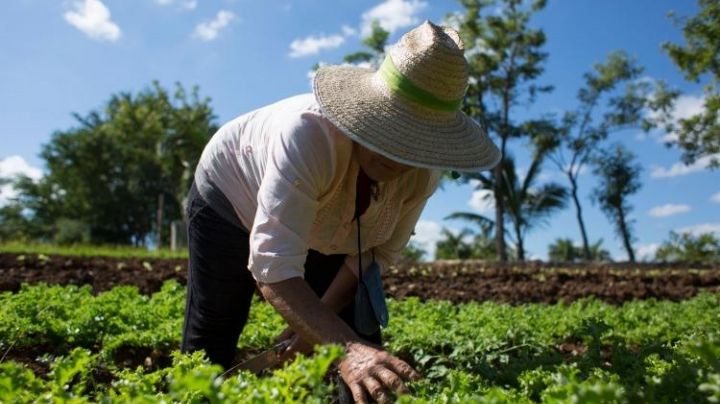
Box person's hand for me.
[274,328,314,364]
[339,341,421,404]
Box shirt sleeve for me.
[248,112,337,284]
[343,169,442,276]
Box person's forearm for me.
[320,263,358,313]
[259,277,360,346]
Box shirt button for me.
[244,145,253,154]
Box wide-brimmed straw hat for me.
[313,20,501,172]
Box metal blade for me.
[230,339,293,375]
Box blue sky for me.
[1,0,718,260]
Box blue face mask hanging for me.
[353,190,389,337]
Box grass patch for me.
[0,242,188,259]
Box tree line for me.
[0,0,717,263]
[358,0,719,264]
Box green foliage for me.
[591,145,642,262]
[452,0,552,262]
[0,241,187,259]
[1,282,720,402]
[434,227,497,260]
[0,204,36,243]
[448,153,567,261]
[402,241,427,263]
[0,346,343,403]
[655,231,720,264]
[339,19,389,69]
[532,51,654,261]
[2,81,217,246]
[53,218,91,245]
[548,238,578,262]
[548,238,611,262]
[660,0,720,168]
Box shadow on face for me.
[356,142,415,182]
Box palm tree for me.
[548,238,579,262]
[588,239,612,261]
[447,153,568,261]
[435,228,475,260]
[548,237,612,262]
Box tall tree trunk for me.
[156,193,164,249]
[493,164,507,262]
[514,221,524,261]
[617,206,635,262]
[569,176,591,260]
[494,108,510,262]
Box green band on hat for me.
[379,56,464,112]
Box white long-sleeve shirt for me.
[195,93,441,283]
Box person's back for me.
[195,93,341,231]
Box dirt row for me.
[1,253,719,305]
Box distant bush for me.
[655,231,720,264]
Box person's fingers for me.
[349,381,369,404]
[372,367,408,395]
[362,376,391,404]
[385,357,422,382]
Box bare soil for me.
[1,253,718,305]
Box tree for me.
[402,241,427,263]
[547,238,578,262]
[655,231,720,264]
[532,51,651,260]
[447,152,567,261]
[660,0,720,168]
[342,20,389,68]
[587,239,612,262]
[548,238,611,262]
[500,153,567,261]
[591,145,642,262]
[435,228,476,260]
[452,0,553,261]
[7,82,217,245]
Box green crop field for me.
[1,280,719,403]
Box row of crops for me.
[1,280,719,402]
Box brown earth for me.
[1,252,719,305]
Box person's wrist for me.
[343,340,364,353]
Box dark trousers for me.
[181,183,381,369]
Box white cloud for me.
[341,25,357,37]
[711,192,720,204]
[193,10,235,42]
[154,0,197,10]
[410,220,444,260]
[636,243,660,261]
[648,203,691,218]
[650,154,720,178]
[360,0,428,37]
[0,156,43,205]
[468,186,494,215]
[648,94,706,143]
[677,223,720,236]
[289,34,345,58]
[64,0,121,42]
